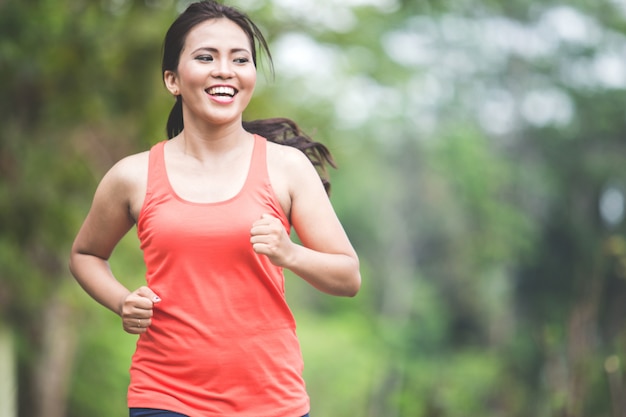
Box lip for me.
[205,84,238,104]
[206,84,238,95]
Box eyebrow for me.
[191,46,251,55]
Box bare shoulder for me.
[111,150,149,173]
[265,140,316,175]
[265,141,321,218]
[266,140,322,189]
[102,151,149,188]
[98,150,151,219]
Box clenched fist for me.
[250,213,294,267]
[120,286,161,334]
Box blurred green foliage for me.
[2,0,626,416]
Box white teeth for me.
[208,86,235,96]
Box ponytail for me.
[166,97,184,139]
[243,118,336,195]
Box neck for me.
[172,122,252,163]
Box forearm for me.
[284,244,361,297]
[68,252,131,316]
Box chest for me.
[166,152,250,203]
[131,139,292,223]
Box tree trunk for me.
[566,249,605,417]
[33,297,77,417]
[0,323,16,417]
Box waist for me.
[130,327,306,415]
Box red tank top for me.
[129,135,310,417]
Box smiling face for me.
[164,18,257,129]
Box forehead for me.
[184,18,252,51]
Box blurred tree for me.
[261,0,626,415]
[0,0,173,415]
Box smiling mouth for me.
[207,86,237,97]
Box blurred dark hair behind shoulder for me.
[244,118,336,194]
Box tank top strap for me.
[146,140,168,197]
[246,134,269,187]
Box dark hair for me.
[162,0,336,194]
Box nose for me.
[211,59,235,79]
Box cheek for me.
[176,62,205,85]
[183,67,205,84]
[246,70,257,89]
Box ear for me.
[164,70,180,96]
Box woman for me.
[68,1,361,416]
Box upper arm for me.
[283,147,357,259]
[71,156,144,260]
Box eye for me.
[234,57,250,64]
[195,55,214,62]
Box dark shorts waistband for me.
[130,408,309,417]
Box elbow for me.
[340,259,361,297]
[68,250,77,278]
[68,257,80,280]
[318,269,360,298]
[68,244,84,279]
[345,273,361,297]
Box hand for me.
[120,286,161,334]
[250,213,293,267]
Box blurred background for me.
[2,0,626,416]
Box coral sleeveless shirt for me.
[129,135,310,417]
